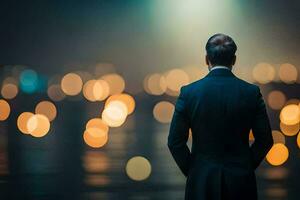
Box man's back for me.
[168,68,273,200]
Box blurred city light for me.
[27,114,51,137]
[266,143,289,166]
[1,83,18,99]
[280,122,300,137]
[83,128,108,148]
[272,130,286,144]
[252,63,276,84]
[61,73,83,96]
[280,104,300,125]
[0,99,10,121]
[101,73,125,95]
[35,101,57,122]
[17,112,34,134]
[125,156,151,181]
[105,93,135,115]
[278,63,298,84]
[102,101,128,127]
[267,90,286,110]
[83,79,110,102]
[153,101,174,123]
[19,69,39,93]
[47,84,66,101]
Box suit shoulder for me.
[181,78,206,92]
[235,77,260,92]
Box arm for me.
[250,86,274,170]
[167,86,191,177]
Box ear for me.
[232,55,236,66]
[205,55,210,66]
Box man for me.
[167,33,274,200]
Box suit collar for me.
[206,67,235,77]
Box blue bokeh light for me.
[19,69,39,94]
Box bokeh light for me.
[266,143,289,166]
[101,73,125,95]
[165,69,189,93]
[17,112,34,134]
[280,104,300,125]
[1,83,18,99]
[153,101,174,123]
[252,63,275,84]
[27,114,51,137]
[278,63,298,84]
[83,79,110,102]
[297,133,300,148]
[83,128,108,148]
[86,118,109,133]
[126,156,151,181]
[105,93,135,115]
[267,90,286,110]
[83,151,109,173]
[143,73,167,95]
[0,99,10,121]
[280,122,300,136]
[19,69,39,93]
[272,130,286,144]
[47,84,66,101]
[61,73,83,96]
[183,65,208,82]
[35,101,57,121]
[102,101,128,127]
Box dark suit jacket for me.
[167,68,274,200]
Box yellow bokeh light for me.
[61,73,83,96]
[278,63,298,84]
[35,101,57,122]
[83,79,110,102]
[165,69,189,92]
[102,101,128,127]
[101,73,125,95]
[252,63,275,84]
[266,143,289,166]
[1,83,18,99]
[126,156,151,181]
[17,112,34,134]
[47,84,66,101]
[280,122,300,136]
[0,99,10,121]
[297,133,300,148]
[83,128,108,148]
[267,90,286,110]
[143,73,167,95]
[27,114,50,137]
[272,130,286,144]
[183,65,208,82]
[105,93,135,115]
[86,118,109,133]
[280,104,300,125]
[153,101,174,123]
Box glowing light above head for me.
[252,63,275,84]
[143,73,167,95]
[0,99,10,121]
[280,122,300,137]
[61,73,83,96]
[17,112,34,134]
[267,90,286,110]
[280,104,300,125]
[35,101,57,122]
[101,73,125,95]
[105,93,135,115]
[272,130,286,144]
[86,118,109,133]
[153,101,175,123]
[165,69,189,92]
[47,84,66,101]
[266,143,289,166]
[1,83,18,99]
[19,69,39,93]
[126,156,152,181]
[27,114,50,137]
[83,128,108,148]
[83,79,110,102]
[102,101,128,127]
[278,63,298,84]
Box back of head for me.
[205,33,237,67]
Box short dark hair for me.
[205,33,237,66]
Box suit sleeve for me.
[250,86,274,170]
[167,86,191,177]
